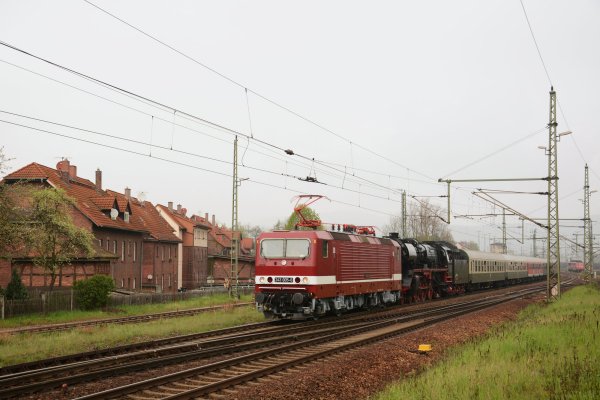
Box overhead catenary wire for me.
[0,44,427,202]
[518,0,600,186]
[0,111,405,204]
[81,0,436,182]
[442,126,547,178]
[0,117,400,218]
[0,57,405,197]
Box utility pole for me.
[230,136,240,299]
[502,208,507,254]
[533,229,537,258]
[446,180,451,224]
[583,164,593,282]
[546,87,560,300]
[401,190,407,237]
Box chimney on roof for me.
[212,214,215,226]
[95,169,102,191]
[177,204,182,213]
[168,202,173,211]
[204,212,208,222]
[125,187,131,200]
[181,208,187,216]
[56,159,71,181]
[69,165,77,178]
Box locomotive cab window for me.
[322,240,328,258]
[260,239,310,259]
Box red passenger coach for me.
[255,230,402,319]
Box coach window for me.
[322,240,329,258]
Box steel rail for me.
[73,288,546,400]
[0,293,506,396]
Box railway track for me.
[72,287,542,400]
[0,301,253,335]
[0,284,549,399]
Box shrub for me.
[74,275,115,310]
[5,269,28,300]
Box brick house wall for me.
[182,246,208,288]
[14,261,109,287]
[142,241,179,292]
[93,227,144,291]
[0,259,11,287]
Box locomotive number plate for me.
[274,277,293,283]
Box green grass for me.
[374,285,600,400]
[0,305,264,366]
[0,293,254,328]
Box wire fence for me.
[0,285,253,319]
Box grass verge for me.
[0,292,253,328]
[0,304,264,367]
[374,284,600,400]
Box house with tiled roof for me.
[189,214,255,285]
[1,160,181,292]
[156,203,211,289]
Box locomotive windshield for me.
[260,239,310,259]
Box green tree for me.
[284,206,322,230]
[0,148,23,256]
[74,275,115,310]
[5,269,28,300]
[25,188,95,291]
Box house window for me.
[113,240,117,254]
[100,239,103,248]
[168,246,171,260]
[122,241,125,261]
[161,246,164,261]
[106,238,109,251]
[124,211,130,223]
[121,278,124,288]
[133,277,136,290]
[168,273,172,288]
[133,242,137,262]
[161,274,164,290]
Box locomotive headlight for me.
[302,277,309,284]
[259,277,265,283]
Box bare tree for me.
[384,199,453,242]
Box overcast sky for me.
[1,0,599,257]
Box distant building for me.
[490,242,506,254]
[192,214,255,285]
[156,203,211,289]
[1,160,181,292]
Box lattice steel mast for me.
[583,164,593,282]
[401,190,407,237]
[230,136,239,298]
[546,87,560,300]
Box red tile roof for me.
[3,162,180,243]
[107,191,180,242]
[156,205,212,232]
[90,196,118,211]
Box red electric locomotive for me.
[254,229,401,319]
